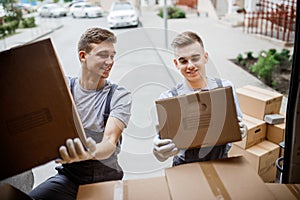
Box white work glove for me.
[55,137,96,164]
[153,135,179,162]
[238,116,247,138]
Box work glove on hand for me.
[153,135,179,162]
[238,116,247,138]
[55,137,96,164]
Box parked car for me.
[107,1,139,28]
[38,4,67,18]
[70,2,103,18]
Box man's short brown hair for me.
[171,31,205,49]
[78,27,117,53]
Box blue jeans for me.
[29,160,123,200]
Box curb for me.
[25,24,64,45]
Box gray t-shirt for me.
[69,77,132,135]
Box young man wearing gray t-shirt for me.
[30,28,132,200]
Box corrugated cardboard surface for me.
[0,39,85,180]
[267,123,286,144]
[234,114,266,149]
[229,141,280,182]
[156,86,241,149]
[165,156,275,200]
[77,157,276,200]
[237,85,283,120]
[0,184,33,200]
[77,177,171,200]
[266,183,300,200]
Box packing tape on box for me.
[286,184,300,199]
[114,181,126,200]
[200,162,231,199]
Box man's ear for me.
[204,51,209,64]
[79,51,86,62]
[173,58,179,69]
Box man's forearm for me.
[93,140,117,160]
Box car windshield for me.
[112,3,133,11]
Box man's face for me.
[173,42,208,83]
[80,41,116,79]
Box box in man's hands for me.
[0,39,86,180]
[155,86,241,149]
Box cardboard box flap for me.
[77,177,171,200]
[156,86,241,149]
[165,156,275,200]
[125,177,171,200]
[0,39,86,180]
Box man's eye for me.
[179,58,188,64]
[98,54,109,59]
[191,55,201,62]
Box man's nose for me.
[187,60,195,68]
[105,57,114,64]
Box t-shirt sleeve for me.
[158,90,173,99]
[110,86,132,127]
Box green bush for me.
[0,20,19,38]
[236,53,243,63]
[158,6,186,19]
[20,17,36,28]
[235,48,292,89]
[250,50,279,86]
[246,51,254,59]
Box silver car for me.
[70,2,103,18]
[38,4,67,18]
[107,1,139,28]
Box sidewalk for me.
[0,14,63,51]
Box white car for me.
[107,1,139,28]
[70,2,103,18]
[38,4,67,18]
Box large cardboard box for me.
[229,140,280,182]
[155,86,241,149]
[77,157,276,200]
[237,85,283,120]
[234,114,266,149]
[266,183,300,200]
[267,122,286,145]
[0,39,86,180]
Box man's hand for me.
[55,137,96,164]
[238,116,247,138]
[153,135,179,162]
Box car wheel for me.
[85,13,89,18]
[72,13,76,18]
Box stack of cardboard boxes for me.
[229,85,286,183]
